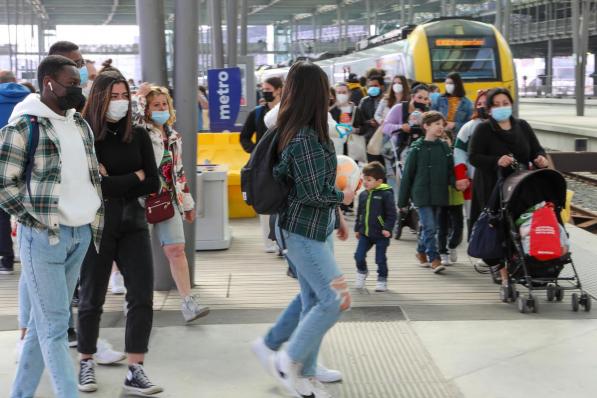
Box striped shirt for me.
[0,113,104,248]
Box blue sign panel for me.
[207,67,241,132]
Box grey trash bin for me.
[195,164,231,250]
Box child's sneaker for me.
[431,259,446,274]
[355,272,367,289]
[375,280,387,292]
[440,254,451,266]
[449,250,458,263]
[415,252,430,268]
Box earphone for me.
[48,82,53,90]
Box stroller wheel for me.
[546,285,556,302]
[517,296,528,313]
[571,293,579,312]
[581,293,592,312]
[555,287,564,302]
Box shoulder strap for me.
[24,115,39,201]
[254,105,264,125]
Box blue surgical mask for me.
[78,66,88,87]
[367,86,381,97]
[151,110,170,125]
[491,106,512,122]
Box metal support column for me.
[399,0,405,27]
[173,0,199,287]
[240,0,248,56]
[226,0,238,67]
[37,22,45,60]
[337,4,342,52]
[440,0,446,16]
[593,53,597,97]
[366,0,372,32]
[495,0,502,33]
[135,0,167,85]
[546,38,553,96]
[312,12,317,54]
[450,0,456,16]
[208,0,224,68]
[572,0,588,116]
[408,0,414,24]
[503,0,511,41]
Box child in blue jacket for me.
[354,161,397,292]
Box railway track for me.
[562,171,597,233]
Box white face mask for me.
[392,83,403,94]
[336,93,349,104]
[445,83,455,95]
[106,99,129,122]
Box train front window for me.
[431,47,498,82]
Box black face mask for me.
[50,80,85,111]
[413,101,428,111]
[476,107,488,119]
[262,91,275,103]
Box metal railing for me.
[510,17,596,43]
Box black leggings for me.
[77,198,154,354]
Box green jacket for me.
[398,138,455,208]
[274,127,343,242]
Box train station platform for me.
[1,218,597,397]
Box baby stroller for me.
[497,168,590,314]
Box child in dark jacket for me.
[398,111,456,274]
[354,162,397,292]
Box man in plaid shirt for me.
[0,55,103,398]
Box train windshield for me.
[430,46,499,82]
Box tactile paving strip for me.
[321,321,462,398]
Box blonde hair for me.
[144,85,176,126]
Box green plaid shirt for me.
[274,127,343,242]
[0,113,104,248]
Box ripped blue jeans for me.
[280,215,349,377]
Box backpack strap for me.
[23,115,39,201]
[254,105,264,125]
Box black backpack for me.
[241,128,289,214]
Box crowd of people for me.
[239,63,547,397]
[0,41,210,397]
[0,37,550,397]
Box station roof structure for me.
[1,0,490,27]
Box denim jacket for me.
[431,95,473,134]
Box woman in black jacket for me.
[469,88,548,285]
[76,70,162,395]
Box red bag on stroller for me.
[528,203,562,261]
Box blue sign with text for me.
[207,67,241,132]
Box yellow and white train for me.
[258,18,517,102]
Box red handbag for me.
[145,191,175,224]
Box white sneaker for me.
[440,254,451,266]
[315,364,342,383]
[109,271,126,294]
[265,242,279,253]
[181,295,210,323]
[449,250,458,263]
[15,339,24,363]
[375,281,388,292]
[95,339,126,365]
[309,377,334,397]
[251,338,276,377]
[272,350,313,397]
[355,272,367,289]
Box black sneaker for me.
[124,363,163,395]
[68,328,77,348]
[78,358,98,392]
[0,264,14,275]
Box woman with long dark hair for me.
[268,61,354,398]
[76,70,162,395]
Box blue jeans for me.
[416,206,440,262]
[11,224,91,398]
[264,221,336,354]
[280,217,344,377]
[18,274,75,330]
[354,235,389,281]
